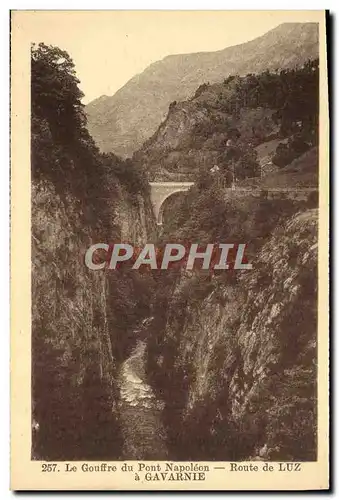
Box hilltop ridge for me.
[85,22,318,157]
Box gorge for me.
[31,26,319,463]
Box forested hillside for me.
[146,199,318,461]
[31,43,155,460]
[144,151,318,461]
[141,57,319,461]
[136,59,319,184]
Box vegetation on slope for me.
[146,178,318,460]
[143,58,319,461]
[31,43,153,460]
[136,59,319,184]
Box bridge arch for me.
[149,182,194,225]
[158,190,190,226]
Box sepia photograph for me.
[10,9,329,490]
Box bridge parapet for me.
[149,182,317,225]
[222,186,318,201]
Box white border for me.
[4,3,336,498]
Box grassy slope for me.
[239,147,318,189]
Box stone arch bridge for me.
[149,182,194,225]
[149,181,317,225]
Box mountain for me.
[86,22,318,158]
[134,59,319,184]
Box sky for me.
[16,10,320,104]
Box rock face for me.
[32,175,155,460]
[32,178,119,460]
[146,194,318,461]
[31,42,159,461]
[136,97,280,181]
[31,140,157,462]
[86,23,318,158]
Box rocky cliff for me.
[146,189,318,461]
[31,170,155,460]
[31,44,156,460]
[86,22,318,157]
[138,41,319,460]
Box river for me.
[118,340,168,459]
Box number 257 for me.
[41,463,57,472]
